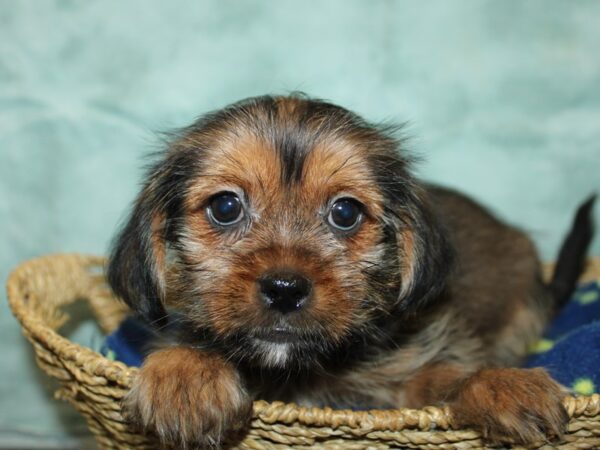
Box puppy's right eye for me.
[207,192,244,226]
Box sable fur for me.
[450,368,569,444]
[108,94,592,448]
[124,347,252,449]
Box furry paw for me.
[123,346,252,449]
[451,368,569,445]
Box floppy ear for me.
[107,154,189,326]
[393,186,454,310]
[367,144,454,309]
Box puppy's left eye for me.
[328,198,363,232]
[207,192,244,226]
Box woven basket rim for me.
[6,252,600,434]
[7,254,137,386]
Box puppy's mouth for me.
[251,326,301,344]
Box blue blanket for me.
[525,280,600,394]
[103,280,600,394]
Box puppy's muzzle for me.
[258,271,312,314]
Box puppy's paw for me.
[450,368,568,445]
[124,346,252,449]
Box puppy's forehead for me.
[186,97,385,213]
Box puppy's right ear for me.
[107,155,187,327]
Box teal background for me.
[1,1,599,447]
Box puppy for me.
[108,94,594,448]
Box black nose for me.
[258,272,312,314]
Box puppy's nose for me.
[258,272,312,314]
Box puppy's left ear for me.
[392,186,454,310]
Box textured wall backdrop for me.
[1,0,599,447]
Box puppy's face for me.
[108,95,452,368]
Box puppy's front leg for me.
[124,346,252,448]
[405,364,568,445]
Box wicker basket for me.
[6,254,600,450]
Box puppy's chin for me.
[251,341,293,368]
[247,327,321,368]
[217,328,341,370]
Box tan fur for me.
[451,368,568,444]
[170,123,388,344]
[150,213,167,294]
[124,347,252,448]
